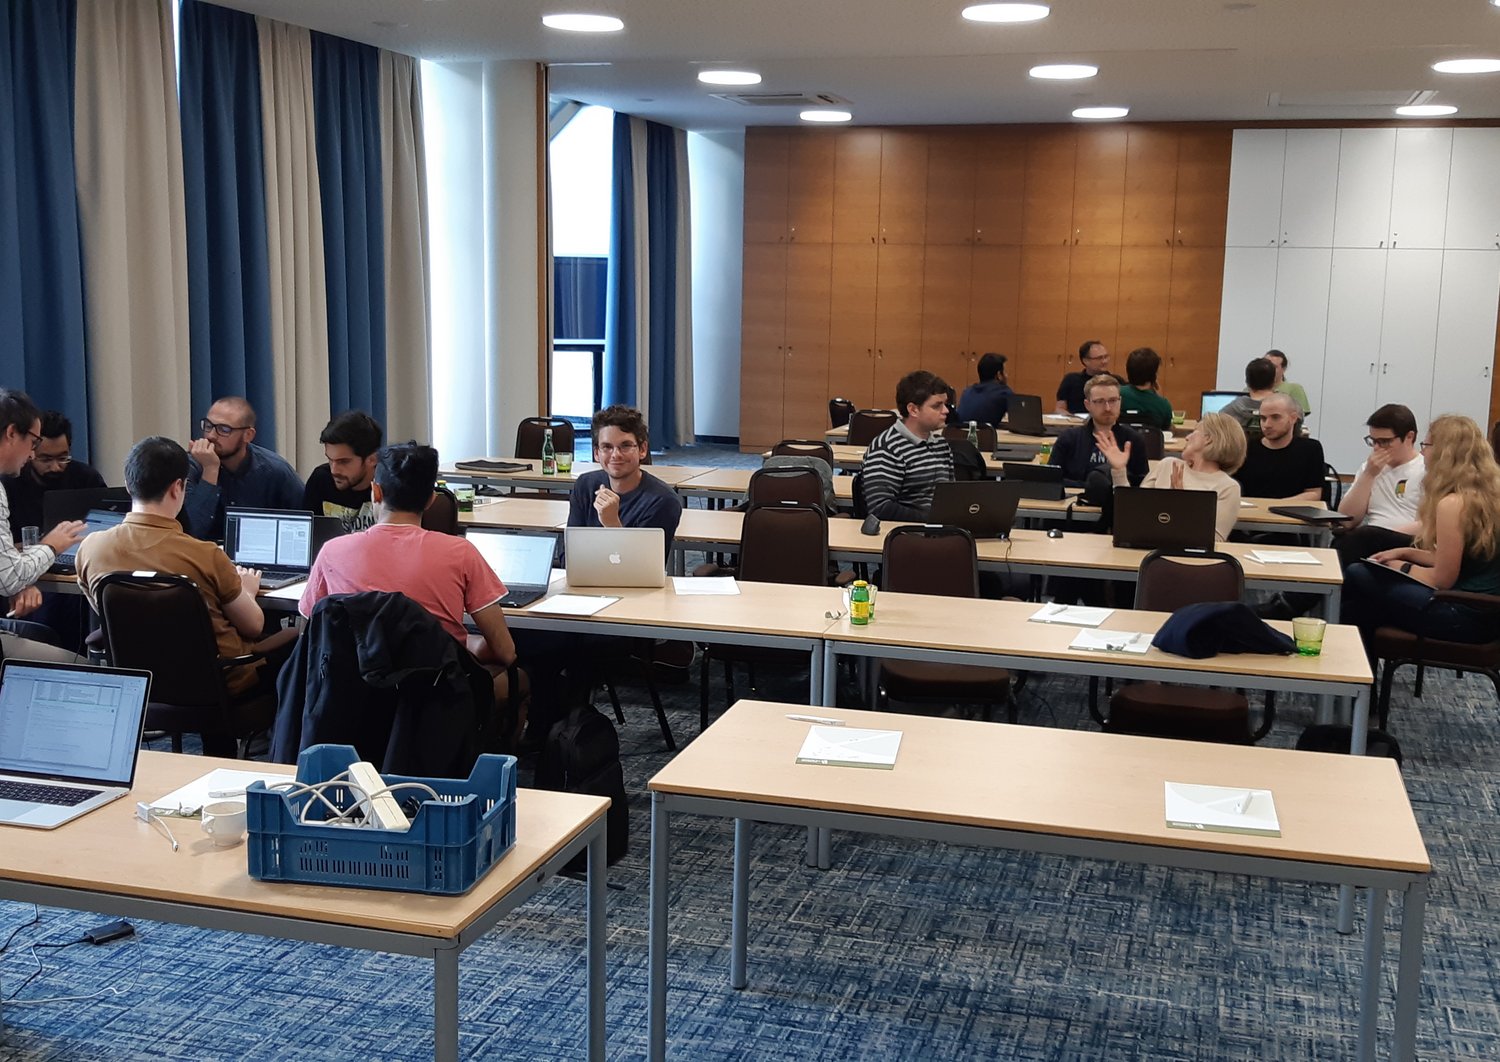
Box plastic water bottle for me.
[850,581,871,625]
[541,428,557,475]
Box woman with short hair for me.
[1139,411,1247,541]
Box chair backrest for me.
[1133,425,1166,461]
[422,485,460,534]
[1134,549,1244,612]
[770,438,835,469]
[851,470,869,520]
[829,397,855,429]
[1323,463,1343,509]
[96,572,227,708]
[738,503,829,586]
[947,438,990,482]
[515,417,575,459]
[941,424,998,452]
[881,525,979,598]
[747,465,828,512]
[847,409,898,446]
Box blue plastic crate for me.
[245,745,517,895]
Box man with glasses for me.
[1054,339,1114,415]
[3,410,106,541]
[183,396,303,540]
[862,371,955,520]
[1048,373,1149,489]
[567,404,681,549]
[1335,403,1424,569]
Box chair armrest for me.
[218,652,266,669]
[1430,589,1500,613]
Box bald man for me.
[1231,392,1326,502]
[183,396,303,540]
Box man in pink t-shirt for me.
[300,442,518,703]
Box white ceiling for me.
[212,0,1500,130]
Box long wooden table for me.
[824,414,1200,441]
[443,460,714,494]
[0,752,610,1061]
[646,700,1428,1062]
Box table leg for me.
[1357,887,1387,1062]
[820,642,837,708]
[817,827,831,871]
[804,826,818,867]
[649,794,670,1062]
[731,818,751,989]
[1393,879,1428,1062]
[809,642,824,707]
[587,827,606,1062]
[1348,686,1370,755]
[1325,585,1341,622]
[434,944,460,1062]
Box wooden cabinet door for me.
[1071,127,1127,247]
[1023,128,1077,247]
[739,243,788,448]
[781,244,835,440]
[785,134,836,245]
[1122,127,1178,248]
[829,243,879,410]
[920,244,974,392]
[878,131,929,245]
[874,245,926,406]
[972,129,1026,246]
[1116,247,1173,361]
[742,130,789,244]
[925,131,977,246]
[1066,246,1122,359]
[833,129,883,245]
[1164,247,1226,406]
[1172,130,1231,247]
[1016,246,1071,395]
[968,244,1022,366]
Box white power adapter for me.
[345,761,410,832]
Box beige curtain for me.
[72,0,191,479]
[380,51,433,446]
[257,16,332,473]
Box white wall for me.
[687,130,745,439]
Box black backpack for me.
[535,704,629,867]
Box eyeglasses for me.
[1419,440,1434,451]
[32,453,72,469]
[1087,396,1121,406]
[22,430,42,451]
[201,418,251,437]
[1363,435,1399,448]
[597,441,640,454]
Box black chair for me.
[1133,425,1166,462]
[1373,590,1500,730]
[95,572,274,757]
[1323,463,1344,510]
[422,484,460,534]
[829,397,855,429]
[747,465,828,511]
[515,417,575,460]
[596,640,678,751]
[770,438,836,470]
[847,409,898,447]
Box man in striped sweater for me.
[861,371,955,521]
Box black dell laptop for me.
[41,486,129,530]
[1005,394,1048,436]
[928,481,1025,540]
[1001,461,1066,501]
[1111,488,1218,552]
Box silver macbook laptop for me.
[0,661,151,830]
[564,526,667,588]
[224,507,315,589]
[467,528,559,608]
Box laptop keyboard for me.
[0,779,102,806]
[249,568,306,589]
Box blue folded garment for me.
[1153,601,1296,659]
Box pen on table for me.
[786,714,845,726]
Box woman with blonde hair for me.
[1341,414,1500,658]
[1139,411,1247,541]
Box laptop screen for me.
[468,530,557,587]
[56,508,127,566]
[0,662,149,786]
[224,509,314,569]
[1200,391,1241,417]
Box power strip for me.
[345,762,410,832]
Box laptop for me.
[0,660,151,829]
[466,528,559,608]
[1268,505,1352,525]
[223,507,316,589]
[1112,487,1218,552]
[1200,390,1242,417]
[1002,461,1066,501]
[928,481,1025,540]
[1005,394,1048,436]
[564,526,667,588]
[50,508,128,575]
[41,485,130,530]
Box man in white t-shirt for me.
[1335,403,1424,569]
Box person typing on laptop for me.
[567,404,682,553]
[3,410,105,540]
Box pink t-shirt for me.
[299,523,507,643]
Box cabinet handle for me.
[1369,362,1375,373]
[1165,238,1172,246]
[786,346,793,356]
[1382,362,1388,375]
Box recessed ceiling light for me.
[697,70,762,86]
[1073,106,1129,119]
[1432,58,1500,74]
[800,110,853,123]
[1030,63,1098,80]
[541,13,624,33]
[1395,104,1458,117]
[962,3,1050,23]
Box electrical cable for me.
[0,904,40,955]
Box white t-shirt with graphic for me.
[1359,453,1424,531]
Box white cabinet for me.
[1430,250,1500,425]
[1445,130,1500,250]
[1270,249,1333,402]
[1332,130,1395,249]
[1377,250,1443,419]
[1225,130,1285,248]
[1389,129,1452,250]
[1216,247,1278,387]
[1320,250,1386,473]
[1278,131,1340,248]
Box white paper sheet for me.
[526,594,619,616]
[262,581,307,602]
[1029,604,1113,627]
[796,726,903,769]
[1246,550,1320,565]
[1164,781,1281,837]
[150,768,290,817]
[1068,629,1151,654]
[672,576,740,595]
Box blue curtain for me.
[643,121,680,446]
[311,32,385,425]
[0,0,90,456]
[554,256,607,340]
[179,0,275,440]
[603,113,637,408]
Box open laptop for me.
[1001,461,1066,501]
[1112,487,1218,552]
[41,485,129,530]
[564,526,667,588]
[1200,390,1242,417]
[466,528,559,608]
[49,508,128,575]
[0,660,151,829]
[1005,394,1048,436]
[223,507,316,589]
[928,481,1025,540]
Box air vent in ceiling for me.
[712,91,850,108]
[1268,89,1435,110]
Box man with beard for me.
[302,410,381,532]
[3,411,105,540]
[182,396,303,540]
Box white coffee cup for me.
[200,799,248,847]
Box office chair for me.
[515,417,575,460]
[422,485,460,534]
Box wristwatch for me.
[1400,561,1414,574]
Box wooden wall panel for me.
[1015,246,1071,395]
[743,130,788,245]
[833,130,882,244]
[785,135,836,244]
[925,133,977,246]
[1174,131,1233,247]
[920,245,974,391]
[1165,247,1228,400]
[1066,246,1123,358]
[1123,127,1179,247]
[874,245,926,406]
[878,131,929,245]
[1023,129,1076,246]
[1116,247,1174,356]
[973,130,1027,246]
[1072,127,1128,247]
[739,243,788,448]
[781,244,835,439]
[828,244,879,410]
[969,244,1022,365]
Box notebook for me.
[467,528,559,608]
[1268,505,1352,525]
[928,480,1025,540]
[50,508,127,575]
[1112,487,1218,552]
[564,526,666,588]
[0,660,151,830]
[1005,394,1048,436]
[223,507,316,589]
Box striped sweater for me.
[861,422,954,521]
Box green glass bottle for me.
[541,428,557,475]
[850,580,871,625]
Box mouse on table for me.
[1047,528,1064,539]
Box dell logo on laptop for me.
[967,503,982,515]
[1157,513,1171,525]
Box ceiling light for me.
[800,110,852,123]
[1030,63,1098,80]
[697,70,762,86]
[1432,58,1500,74]
[1395,104,1458,117]
[1073,106,1129,119]
[962,3,1050,23]
[541,13,624,33]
